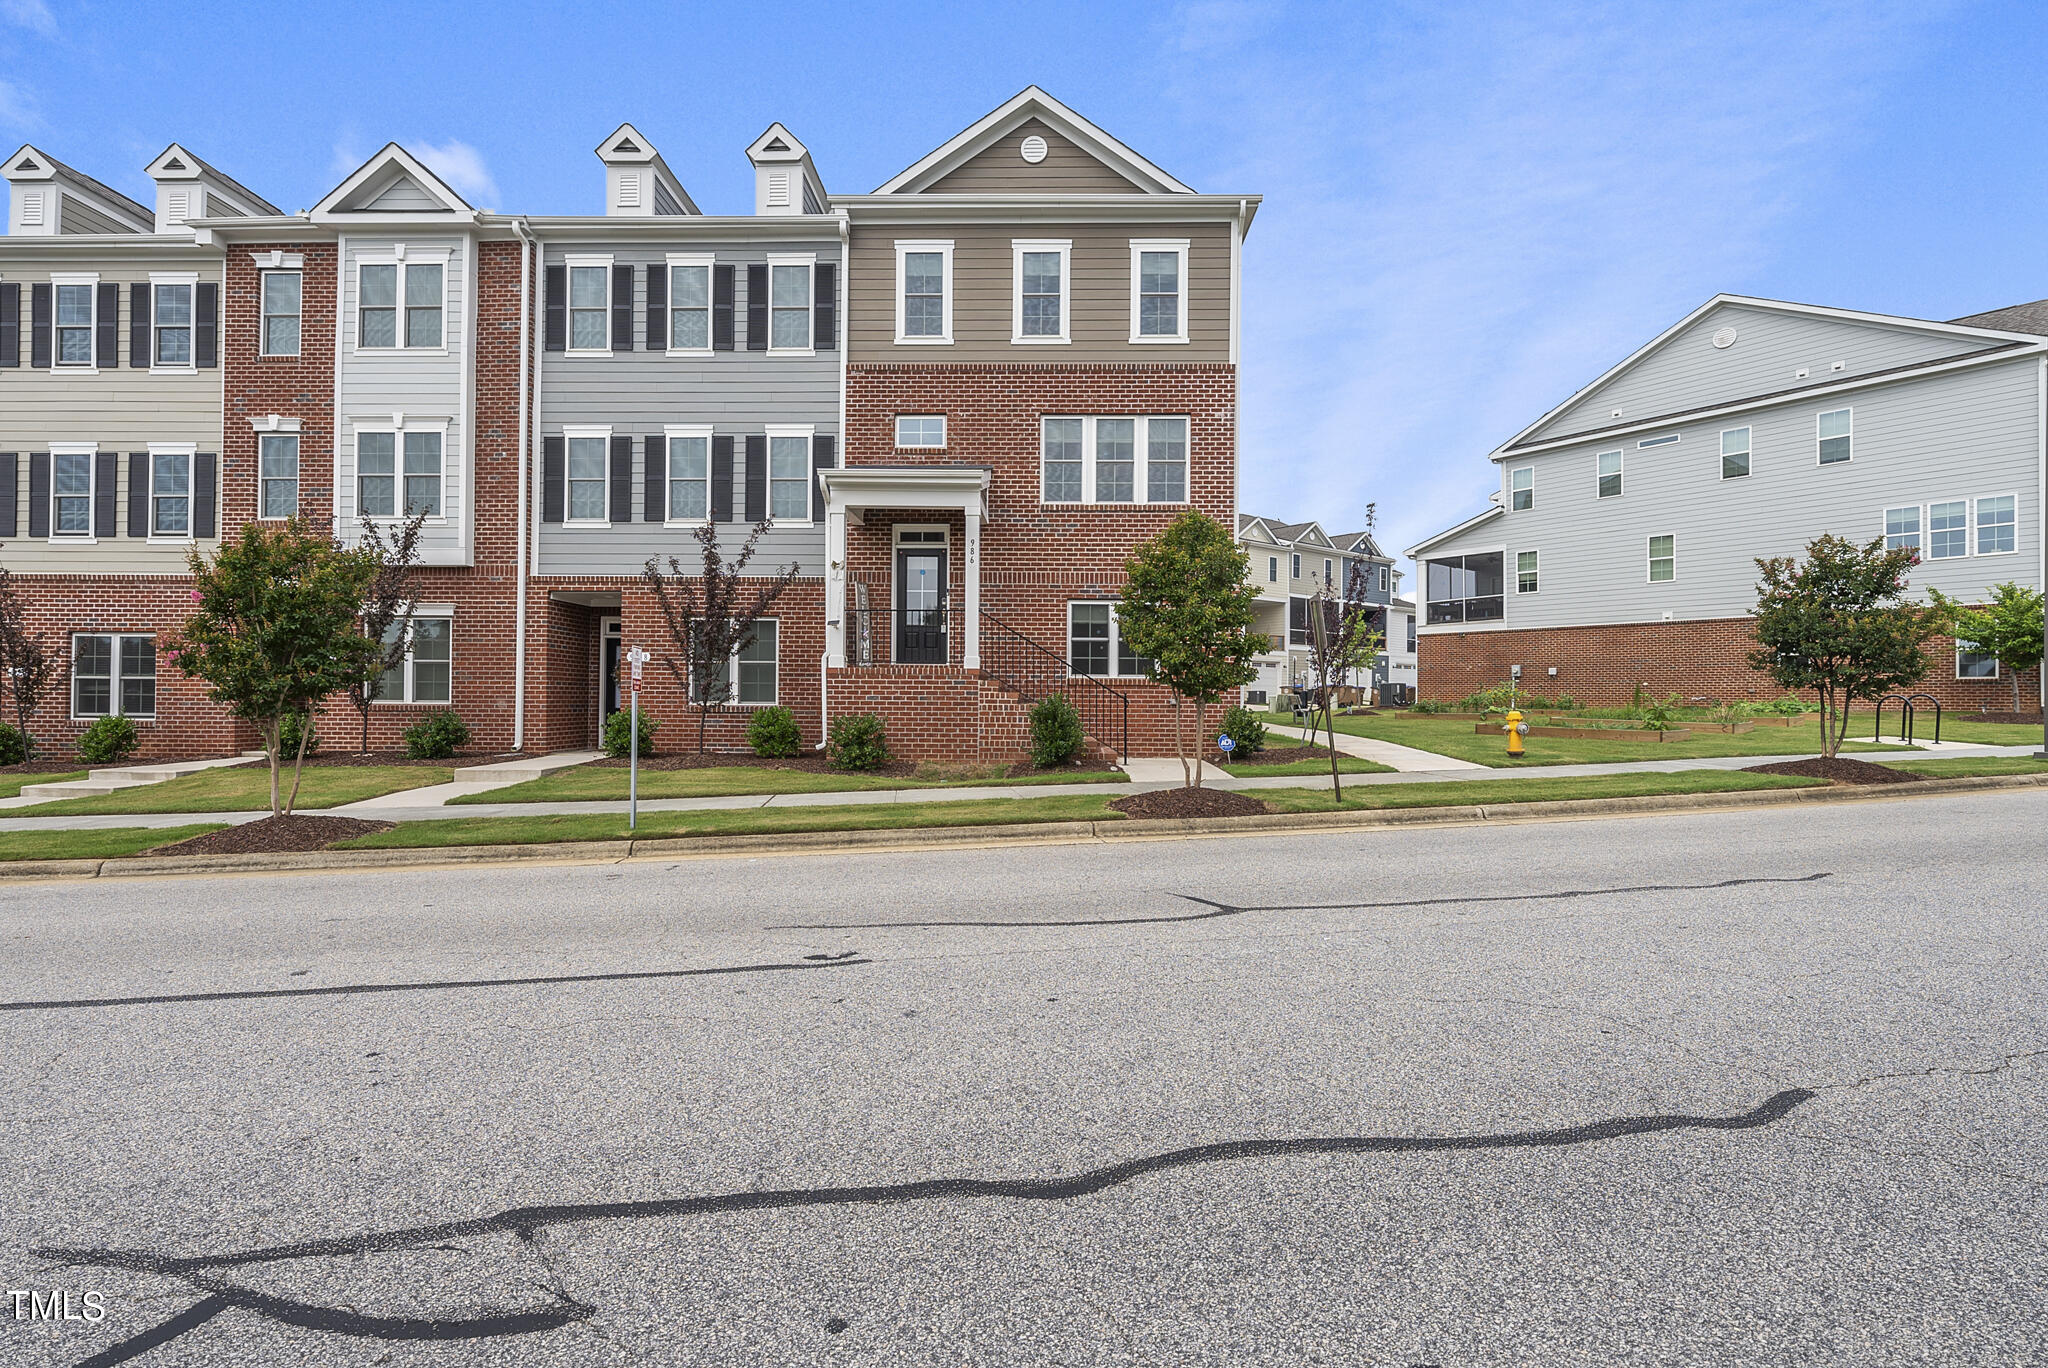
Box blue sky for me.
[3,0,2043,572]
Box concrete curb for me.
[4,771,2042,883]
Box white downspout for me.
[820,210,850,749]
[2036,355,2045,757]
[512,218,535,752]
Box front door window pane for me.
[1095,419,1134,502]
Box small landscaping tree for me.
[168,519,381,816]
[644,521,801,754]
[0,557,55,760]
[1748,533,1938,759]
[1116,512,1268,787]
[1928,581,2044,715]
[346,511,428,753]
[1301,580,1383,802]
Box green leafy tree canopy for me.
[1928,581,2044,715]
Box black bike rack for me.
[1874,692,1943,745]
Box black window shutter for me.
[192,453,216,538]
[642,434,665,522]
[743,434,766,522]
[745,264,767,351]
[644,264,666,352]
[544,265,567,351]
[712,266,735,351]
[27,454,50,538]
[611,265,633,352]
[194,283,218,368]
[94,452,117,537]
[129,284,150,369]
[541,435,565,522]
[814,261,837,351]
[127,452,149,538]
[0,454,16,536]
[0,281,18,367]
[710,435,734,521]
[609,434,632,521]
[811,434,835,524]
[97,284,119,369]
[30,284,52,369]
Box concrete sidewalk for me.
[1262,722,1487,772]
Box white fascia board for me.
[1405,506,1504,559]
[872,86,1195,196]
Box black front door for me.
[601,627,622,723]
[896,549,946,664]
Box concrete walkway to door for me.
[1261,722,1488,772]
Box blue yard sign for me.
[1218,734,1235,753]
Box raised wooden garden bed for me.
[1472,723,1694,742]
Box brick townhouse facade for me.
[1,90,1262,762]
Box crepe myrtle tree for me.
[0,554,56,758]
[1748,533,1939,759]
[1302,579,1383,802]
[1116,511,1268,787]
[644,521,802,754]
[168,519,382,816]
[1928,581,2045,716]
[345,511,429,754]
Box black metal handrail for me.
[846,599,950,667]
[979,611,1130,762]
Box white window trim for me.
[1973,491,2019,557]
[258,267,304,358]
[1596,449,1624,499]
[50,272,100,374]
[764,423,816,524]
[1012,238,1072,345]
[1128,238,1190,345]
[1881,503,1924,556]
[561,424,613,528]
[564,254,615,358]
[1065,600,1151,679]
[46,441,98,544]
[1038,415,1191,507]
[1291,553,1302,580]
[661,424,714,528]
[1647,533,1678,584]
[350,418,452,526]
[145,442,198,544]
[664,253,715,358]
[1267,556,1279,584]
[1516,548,1540,595]
[372,613,456,706]
[1926,497,1971,560]
[69,632,156,721]
[764,253,817,357]
[1955,643,2000,680]
[894,415,948,449]
[257,430,300,522]
[1637,433,1680,448]
[688,615,782,707]
[1720,425,1752,479]
[893,239,954,346]
[1816,407,1854,466]
[148,271,200,374]
[353,250,452,355]
[1509,465,1533,510]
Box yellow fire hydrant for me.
[1505,708,1529,757]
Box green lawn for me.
[0,770,85,799]
[1219,754,1392,778]
[0,824,228,862]
[1268,712,1911,768]
[1256,769,1826,811]
[18,764,454,815]
[1878,717,2042,747]
[453,762,1126,804]
[1880,755,2048,779]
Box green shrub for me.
[76,714,139,764]
[0,723,26,766]
[1411,698,1453,714]
[602,708,659,759]
[403,710,470,760]
[746,706,802,759]
[1027,695,1085,767]
[1761,693,1817,715]
[1217,703,1267,756]
[1639,694,1685,731]
[826,712,889,771]
[277,709,318,758]
[1554,694,1580,711]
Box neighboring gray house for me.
[1238,514,1395,702]
[1407,294,2047,708]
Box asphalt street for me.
[2,788,2044,1366]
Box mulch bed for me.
[1110,787,1271,820]
[1743,758,1917,785]
[1004,760,1121,779]
[1952,712,2044,727]
[149,815,395,856]
[1233,742,1339,762]
[0,760,99,774]
[589,752,1120,782]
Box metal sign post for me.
[624,646,650,830]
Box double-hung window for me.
[568,261,610,353]
[1956,643,1999,679]
[1516,550,1539,594]
[665,428,711,522]
[357,432,396,517]
[1130,239,1188,343]
[51,448,93,536]
[895,241,952,344]
[260,434,299,518]
[565,431,609,523]
[1510,466,1533,510]
[1884,505,1921,555]
[895,416,946,449]
[357,428,443,518]
[1976,495,2015,554]
[1817,408,1852,465]
[358,258,444,349]
[1267,556,1279,583]
[1377,565,1390,593]
[1648,534,1677,583]
[1013,239,1070,343]
[1039,416,1191,505]
[72,633,155,719]
[1067,603,1152,678]
[54,281,95,366]
[261,271,302,356]
[404,432,443,516]
[1291,553,1302,580]
[768,259,813,352]
[1929,501,1968,559]
[687,620,780,705]
[1323,558,1335,586]
[378,618,452,704]
[150,448,192,537]
[1406,616,1417,653]
[767,429,812,521]
[152,279,195,367]
[1721,427,1751,479]
[1597,451,1623,498]
[668,258,711,352]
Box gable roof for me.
[5,142,153,229]
[1406,504,1504,559]
[873,85,1193,195]
[313,143,475,222]
[1952,298,2048,335]
[1330,530,1387,559]
[146,143,281,216]
[595,122,697,215]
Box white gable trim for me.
[313,143,476,224]
[874,85,1193,196]
[1406,505,1504,559]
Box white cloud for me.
[0,76,35,129]
[411,139,499,207]
[0,0,55,36]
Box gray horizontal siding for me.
[1425,358,2042,632]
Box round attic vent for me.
[1020,134,1048,164]
[1712,326,1739,349]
